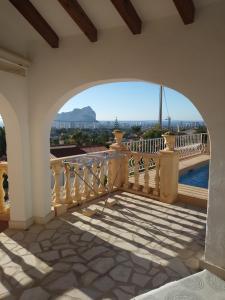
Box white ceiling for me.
[0,0,220,55]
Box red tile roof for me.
[50,145,107,158]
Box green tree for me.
[131,125,142,137]
[143,125,166,139]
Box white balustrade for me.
[123,133,209,159]
[50,150,121,208]
[124,152,160,197]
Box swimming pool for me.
[179,164,209,189]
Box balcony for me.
[0,191,206,299]
[0,132,210,298]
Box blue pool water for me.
[179,164,209,189]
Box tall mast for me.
[158,85,163,129]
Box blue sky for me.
[0,82,202,124]
[59,82,202,121]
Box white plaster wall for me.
[26,1,225,266]
[0,71,32,225]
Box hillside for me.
[56,106,96,122]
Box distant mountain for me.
[56,106,96,122]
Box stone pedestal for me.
[110,130,128,188]
[159,132,179,203]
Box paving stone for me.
[45,219,63,229]
[132,273,150,288]
[110,265,132,283]
[152,272,169,288]
[82,246,108,260]
[29,225,44,234]
[38,250,60,262]
[48,272,78,290]
[130,253,151,270]
[123,261,133,267]
[73,263,88,274]
[24,233,39,244]
[41,240,51,248]
[94,275,115,292]
[120,285,136,295]
[12,231,25,241]
[62,255,84,263]
[52,244,75,250]
[169,257,190,276]
[81,271,99,286]
[81,232,95,242]
[116,255,127,263]
[3,262,22,276]
[0,281,13,298]
[20,287,49,300]
[70,235,80,243]
[53,262,71,272]
[61,249,76,257]
[114,289,132,300]
[185,257,199,270]
[37,230,55,242]
[88,257,114,274]
[12,271,34,288]
[135,265,147,274]
[29,242,42,254]
[0,253,13,265]
[65,288,100,300]
[149,267,159,276]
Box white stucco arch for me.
[0,71,32,228]
[27,1,225,268]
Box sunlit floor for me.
[0,192,206,300]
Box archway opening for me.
[48,81,209,295]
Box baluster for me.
[83,165,90,202]
[143,157,150,194]
[123,154,130,189]
[153,159,160,196]
[133,154,140,191]
[99,161,106,193]
[92,161,98,196]
[73,164,81,205]
[0,166,7,213]
[63,163,73,204]
[51,161,62,204]
[107,159,113,192]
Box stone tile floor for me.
[0,192,206,300]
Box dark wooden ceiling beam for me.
[58,0,97,42]
[173,0,195,25]
[111,0,142,34]
[9,0,59,48]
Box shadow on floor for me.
[0,191,206,300]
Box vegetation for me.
[142,125,167,139]
[131,125,142,137]
[195,125,207,134]
[51,128,113,147]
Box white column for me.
[204,137,225,271]
[0,76,33,229]
[29,121,54,224]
